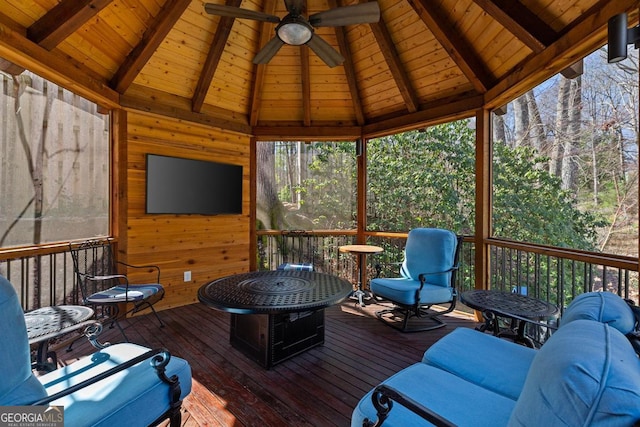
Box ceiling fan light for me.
[277,22,313,45]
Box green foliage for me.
[367,121,476,233]
[366,120,602,251]
[295,142,357,229]
[492,142,603,250]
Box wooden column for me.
[112,108,127,258]
[475,109,492,294]
[250,137,258,271]
[356,137,367,245]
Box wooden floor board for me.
[56,299,478,426]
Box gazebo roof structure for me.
[0,0,637,139]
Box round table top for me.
[460,290,559,320]
[339,244,383,254]
[198,270,352,314]
[25,305,95,340]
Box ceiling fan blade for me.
[306,34,345,68]
[253,37,286,64]
[309,2,380,27]
[204,3,280,23]
[284,0,305,15]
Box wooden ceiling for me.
[0,0,637,138]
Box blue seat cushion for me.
[370,278,453,306]
[422,328,536,401]
[38,343,192,427]
[87,284,164,303]
[508,319,640,426]
[351,363,516,427]
[560,291,636,334]
[0,275,48,405]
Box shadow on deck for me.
[55,300,479,426]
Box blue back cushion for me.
[401,228,457,287]
[508,319,640,426]
[561,291,636,334]
[0,275,47,404]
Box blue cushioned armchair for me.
[0,274,192,426]
[370,228,462,332]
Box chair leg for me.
[148,303,165,328]
[375,305,448,333]
[130,301,165,328]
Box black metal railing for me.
[0,244,78,311]
[2,233,638,313]
[256,231,639,312]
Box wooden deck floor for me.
[56,300,478,426]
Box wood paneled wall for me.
[118,110,251,310]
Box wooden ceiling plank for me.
[110,0,192,94]
[192,0,243,113]
[471,0,557,52]
[370,17,419,113]
[409,0,492,93]
[27,0,114,50]
[331,0,365,125]
[335,25,366,125]
[250,0,278,127]
[301,45,312,126]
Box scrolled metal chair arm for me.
[84,322,110,349]
[362,384,457,427]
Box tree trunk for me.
[513,95,529,148]
[493,113,507,144]
[550,76,571,177]
[526,91,547,155]
[561,76,581,192]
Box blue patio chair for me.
[370,228,462,332]
[70,239,165,341]
[0,274,191,426]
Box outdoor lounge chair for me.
[0,274,191,426]
[370,228,462,332]
[70,239,165,341]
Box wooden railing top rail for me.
[0,238,115,262]
[257,229,358,236]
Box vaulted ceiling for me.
[0,0,637,138]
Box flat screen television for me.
[146,154,243,215]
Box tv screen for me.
[146,154,243,215]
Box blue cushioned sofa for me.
[0,274,192,426]
[352,291,640,427]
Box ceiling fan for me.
[204,0,380,67]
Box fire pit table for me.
[198,270,352,368]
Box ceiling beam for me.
[370,17,419,113]
[0,22,119,108]
[192,0,243,113]
[485,0,638,109]
[409,0,493,93]
[253,125,363,140]
[250,0,278,127]
[110,0,191,94]
[27,0,114,51]
[121,84,252,134]
[363,94,484,138]
[0,12,25,74]
[471,0,557,52]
